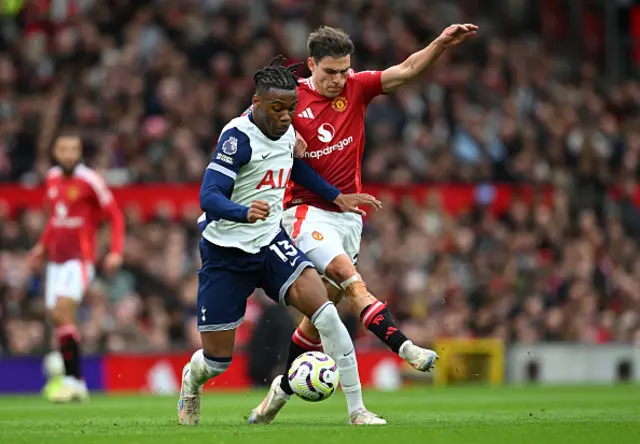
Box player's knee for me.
[310,302,342,336]
[200,330,236,358]
[324,280,344,304]
[325,255,356,284]
[289,267,326,301]
[50,299,75,326]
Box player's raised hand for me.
[436,23,478,48]
[334,193,382,216]
[294,133,308,158]
[247,200,270,223]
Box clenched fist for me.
[247,200,270,223]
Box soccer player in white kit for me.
[177,57,383,426]
[250,24,478,425]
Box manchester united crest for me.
[331,96,348,112]
[67,185,79,201]
[312,231,324,241]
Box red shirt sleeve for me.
[349,70,384,105]
[38,178,54,248]
[103,200,125,255]
[85,172,125,255]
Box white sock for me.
[311,302,365,415]
[186,349,230,393]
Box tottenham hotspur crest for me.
[222,136,238,155]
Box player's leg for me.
[277,279,339,393]
[179,330,236,426]
[324,215,439,372]
[178,240,257,426]
[280,206,346,367]
[278,207,382,422]
[46,260,94,402]
[42,263,64,400]
[291,209,438,372]
[249,230,384,425]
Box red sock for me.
[280,327,322,395]
[56,324,81,379]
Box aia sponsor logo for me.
[256,168,292,190]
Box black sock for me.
[279,341,310,395]
[59,331,81,379]
[360,303,408,354]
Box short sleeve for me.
[349,70,384,105]
[77,166,114,208]
[208,127,253,180]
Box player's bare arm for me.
[380,23,478,93]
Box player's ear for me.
[307,57,315,73]
[251,94,260,108]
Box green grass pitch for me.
[1,385,639,444]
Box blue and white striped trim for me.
[207,162,236,180]
[198,317,244,332]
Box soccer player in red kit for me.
[250,24,477,425]
[29,133,125,402]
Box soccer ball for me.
[288,351,339,402]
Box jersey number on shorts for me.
[269,240,299,266]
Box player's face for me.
[53,136,82,174]
[309,55,351,98]
[253,89,298,138]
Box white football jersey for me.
[198,113,296,253]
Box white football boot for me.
[178,364,201,425]
[50,377,88,403]
[349,408,387,425]
[248,375,290,424]
[249,375,387,425]
[400,341,439,372]
[72,378,89,402]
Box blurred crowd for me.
[2,0,640,355]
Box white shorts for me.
[282,205,362,276]
[45,260,95,309]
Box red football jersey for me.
[40,164,124,263]
[286,70,384,212]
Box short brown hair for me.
[307,26,354,62]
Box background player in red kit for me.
[251,24,478,425]
[29,133,125,402]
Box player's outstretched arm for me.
[380,23,478,93]
[290,159,382,215]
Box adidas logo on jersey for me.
[297,108,315,119]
